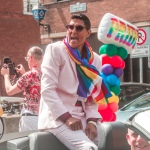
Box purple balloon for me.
[113,68,124,78]
[102,64,113,75]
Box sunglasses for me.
[24,56,30,61]
[24,57,29,61]
[66,24,87,32]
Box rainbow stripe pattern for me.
[107,18,138,50]
[64,37,112,103]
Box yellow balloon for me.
[115,96,119,103]
[108,95,119,103]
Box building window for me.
[23,0,38,14]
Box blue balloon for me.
[116,78,121,86]
[106,74,118,86]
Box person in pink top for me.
[1,46,43,131]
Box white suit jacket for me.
[38,41,102,130]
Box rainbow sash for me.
[64,37,112,103]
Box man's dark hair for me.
[71,14,91,30]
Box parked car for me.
[116,92,150,123]
[1,84,150,150]
[119,82,150,108]
[0,96,24,144]
[0,96,23,115]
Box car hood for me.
[116,109,140,123]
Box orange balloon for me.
[98,104,107,111]
[108,102,119,112]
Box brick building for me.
[0,0,41,96]
[40,0,150,83]
[1,0,150,96]
[41,0,150,44]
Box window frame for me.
[23,0,39,15]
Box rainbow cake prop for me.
[98,13,138,53]
[97,13,138,122]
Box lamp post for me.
[32,2,50,33]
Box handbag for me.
[125,109,150,142]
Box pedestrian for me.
[1,46,43,132]
[38,14,111,150]
[126,128,150,150]
[125,110,150,150]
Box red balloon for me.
[99,107,113,122]
[98,104,107,111]
[120,59,125,69]
[111,55,122,68]
[108,102,119,112]
[111,113,117,121]
[100,54,111,65]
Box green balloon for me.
[117,47,128,59]
[105,44,117,56]
[109,85,120,95]
[99,45,107,55]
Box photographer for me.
[1,46,43,132]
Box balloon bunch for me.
[98,44,128,122]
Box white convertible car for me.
[0,95,149,150]
[0,97,130,150]
[0,119,130,150]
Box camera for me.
[3,57,17,75]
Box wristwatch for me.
[88,121,97,127]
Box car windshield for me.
[121,93,150,111]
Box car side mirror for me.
[0,117,4,140]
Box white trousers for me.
[19,116,38,132]
[46,106,100,150]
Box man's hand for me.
[65,117,83,131]
[15,64,25,75]
[1,66,9,76]
[85,122,97,141]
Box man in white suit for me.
[38,14,103,150]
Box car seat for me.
[28,132,69,150]
[6,121,130,150]
[28,121,130,150]
[98,121,130,150]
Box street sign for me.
[70,2,86,13]
[130,45,150,58]
[137,28,147,45]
